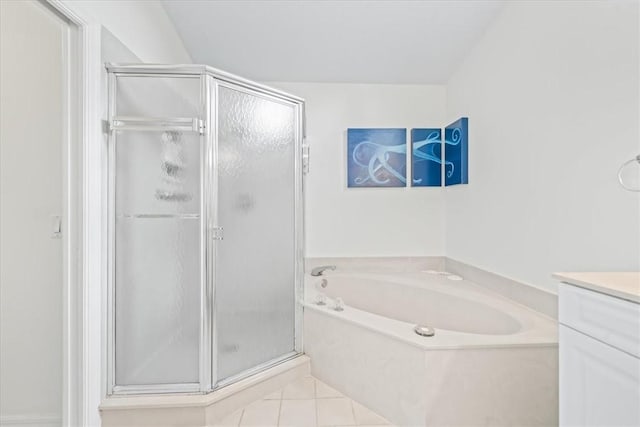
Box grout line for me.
[276,391,284,427]
[314,378,320,427]
[237,408,245,427]
[349,398,358,426]
[313,377,317,399]
[293,395,347,400]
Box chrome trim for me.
[105,63,305,104]
[311,265,336,276]
[116,214,200,219]
[110,116,200,133]
[302,143,310,175]
[106,71,117,396]
[414,325,436,337]
[199,73,212,393]
[209,76,220,390]
[294,98,305,354]
[112,383,200,395]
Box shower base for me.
[100,355,310,427]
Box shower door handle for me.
[211,226,224,241]
[302,143,310,174]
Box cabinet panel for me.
[560,325,640,427]
[559,283,640,358]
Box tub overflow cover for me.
[414,325,435,337]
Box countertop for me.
[553,272,640,304]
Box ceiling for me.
[162,0,505,84]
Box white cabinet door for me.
[560,325,640,427]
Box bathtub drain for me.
[414,325,435,337]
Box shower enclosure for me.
[105,64,305,395]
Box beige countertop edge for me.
[553,272,640,304]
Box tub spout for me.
[311,265,336,276]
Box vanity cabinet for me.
[558,281,640,427]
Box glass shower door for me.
[110,74,207,393]
[107,65,304,395]
[214,83,300,384]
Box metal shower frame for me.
[105,63,306,396]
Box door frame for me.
[45,1,104,426]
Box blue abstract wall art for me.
[411,128,442,187]
[347,128,407,187]
[444,117,469,186]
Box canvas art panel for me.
[411,128,442,187]
[347,128,407,188]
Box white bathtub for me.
[303,269,558,426]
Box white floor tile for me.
[316,398,356,426]
[282,376,316,399]
[213,408,244,427]
[315,381,343,399]
[239,399,280,426]
[224,376,388,427]
[351,401,389,425]
[263,389,283,400]
[278,399,317,427]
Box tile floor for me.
[214,375,393,427]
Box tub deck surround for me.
[306,256,558,320]
[305,271,557,350]
[305,256,446,275]
[303,258,558,426]
[304,311,558,427]
[445,258,558,319]
[553,272,640,303]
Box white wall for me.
[63,0,191,63]
[272,83,447,257]
[0,1,65,425]
[445,0,640,291]
[46,3,190,425]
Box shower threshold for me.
[215,351,301,391]
[100,354,310,427]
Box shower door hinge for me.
[102,120,111,134]
[302,142,310,175]
[198,119,205,135]
[211,226,224,241]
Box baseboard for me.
[0,414,60,427]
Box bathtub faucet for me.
[310,265,336,276]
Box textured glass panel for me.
[216,87,296,381]
[115,131,200,215]
[115,217,200,385]
[113,128,201,386]
[116,76,200,118]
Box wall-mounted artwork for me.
[347,128,407,187]
[411,128,442,187]
[444,117,469,186]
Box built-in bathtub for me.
[304,263,558,426]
